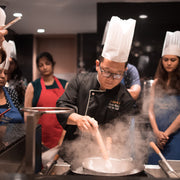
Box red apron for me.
[37,76,65,148]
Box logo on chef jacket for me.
[108,100,120,110]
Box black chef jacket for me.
[56,72,137,141]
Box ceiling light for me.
[37,29,45,33]
[13,13,23,17]
[139,14,148,19]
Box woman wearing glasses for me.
[148,31,180,164]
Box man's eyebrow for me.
[103,67,124,74]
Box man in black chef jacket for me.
[56,16,137,142]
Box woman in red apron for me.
[24,52,67,149]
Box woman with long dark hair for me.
[148,31,180,164]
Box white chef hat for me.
[0,7,6,26]
[0,40,11,70]
[102,16,136,63]
[162,31,180,57]
[8,40,17,59]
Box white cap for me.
[0,40,10,70]
[1,40,17,70]
[8,40,17,59]
[102,16,136,63]
[0,7,6,26]
[162,31,180,57]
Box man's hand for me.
[76,116,98,132]
[67,113,98,133]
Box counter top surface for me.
[0,174,172,180]
[0,123,25,152]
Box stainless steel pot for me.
[81,157,144,176]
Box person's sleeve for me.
[128,66,141,87]
[56,76,79,129]
[119,86,137,115]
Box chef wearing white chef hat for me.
[148,31,180,165]
[96,16,136,90]
[56,16,137,142]
[0,7,8,47]
[101,17,140,100]
[162,31,180,57]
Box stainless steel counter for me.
[0,123,25,151]
[0,123,26,173]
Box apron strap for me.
[3,87,16,108]
[53,76,64,90]
[40,76,64,90]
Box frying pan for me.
[81,156,144,176]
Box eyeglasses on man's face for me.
[99,64,124,79]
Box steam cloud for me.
[61,114,154,169]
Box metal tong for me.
[150,141,180,178]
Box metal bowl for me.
[82,157,144,176]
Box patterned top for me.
[0,87,20,109]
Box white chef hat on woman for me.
[0,7,6,26]
[102,16,136,63]
[0,40,11,70]
[162,31,180,57]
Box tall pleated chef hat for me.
[162,31,180,57]
[0,7,6,26]
[102,16,136,63]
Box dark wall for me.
[5,30,33,83]
[14,34,33,82]
[77,33,99,72]
[97,2,180,79]
[78,2,180,79]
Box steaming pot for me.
[80,157,144,176]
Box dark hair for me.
[10,58,23,80]
[0,48,6,63]
[155,56,180,94]
[36,52,55,67]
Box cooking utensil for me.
[93,128,112,169]
[44,152,60,175]
[42,145,61,167]
[149,141,180,178]
[81,156,143,176]
[0,108,11,117]
[3,17,21,30]
[93,128,109,160]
